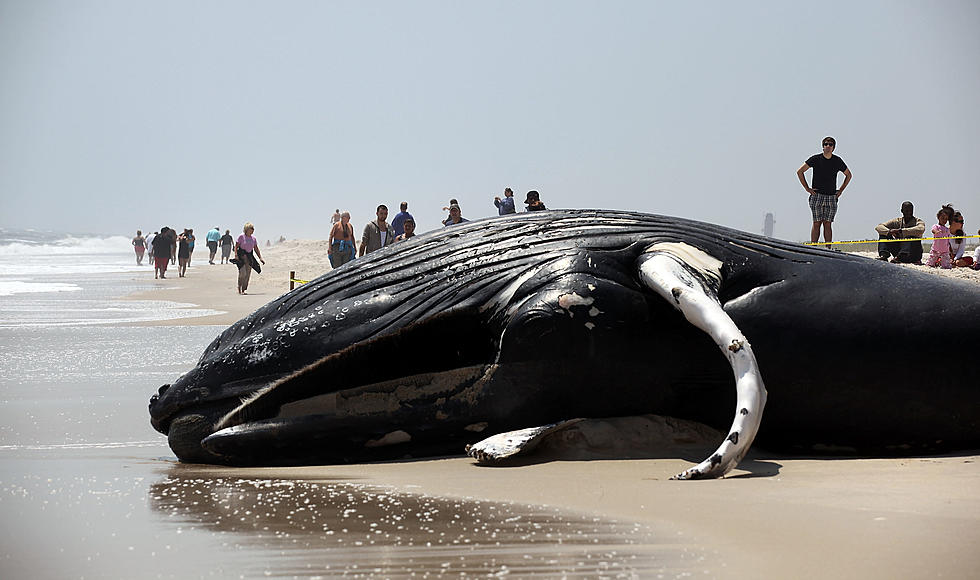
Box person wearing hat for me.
[524,190,547,212]
[444,204,468,226]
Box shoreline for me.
[130,241,980,578]
[174,453,979,578]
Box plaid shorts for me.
[808,193,838,222]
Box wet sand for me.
[124,241,980,578]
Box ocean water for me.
[0,229,221,326]
[0,230,700,578]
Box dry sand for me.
[127,241,980,578]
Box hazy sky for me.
[1,0,978,242]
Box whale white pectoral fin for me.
[466,419,584,463]
[638,243,768,479]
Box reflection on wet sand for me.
[149,468,707,577]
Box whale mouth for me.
[199,363,500,465]
[151,310,506,462]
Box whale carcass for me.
[148,210,980,478]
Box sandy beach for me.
[126,241,980,578]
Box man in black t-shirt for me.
[796,136,852,247]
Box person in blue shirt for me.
[494,187,516,215]
[390,201,414,238]
[205,226,222,264]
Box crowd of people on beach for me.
[132,223,266,292]
[874,202,979,269]
[130,227,197,279]
[130,140,979,295]
[326,188,547,268]
[130,189,547,294]
[798,136,978,269]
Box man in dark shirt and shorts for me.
[796,136,852,248]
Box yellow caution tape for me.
[803,234,980,247]
[290,278,311,285]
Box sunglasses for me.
[822,143,834,147]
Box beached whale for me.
[148,210,980,478]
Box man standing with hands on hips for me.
[797,136,852,248]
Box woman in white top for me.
[949,213,973,268]
[972,228,980,270]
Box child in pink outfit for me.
[926,207,952,269]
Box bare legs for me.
[811,221,833,249]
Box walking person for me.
[186,229,196,266]
[132,230,146,265]
[220,229,234,264]
[359,205,395,257]
[152,227,172,279]
[145,230,157,263]
[177,229,191,277]
[233,222,265,294]
[328,211,357,268]
[206,226,221,264]
[168,228,177,265]
[796,136,852,248]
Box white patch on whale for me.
[557,292,594,310]
[247,346,275,365]
[722,283,783,309]
[638,242,767,480]
[643,242,723,289]
[365,430,412,448]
